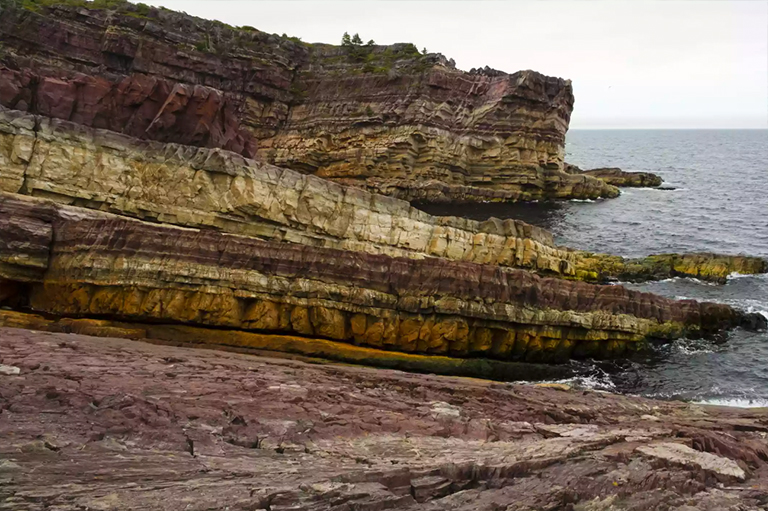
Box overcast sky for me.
[144,0,768,129]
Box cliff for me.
[0,1,764,365]
[3,106,762,286]
[2,4,768,509]
[0,0,619,202]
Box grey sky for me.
[144,0,768,129]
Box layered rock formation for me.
[4,106,762,287]
[0,0,618,202]
[575,251,768,285]
[3,328,768,510]
[0,0,764,371]
[4,192,762,365]
[565,163,663,188]
[0,107,580,276]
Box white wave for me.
[569,198,596,203]
[670,340,715,355]
[727,271,768,281]
[529,368,617,393]
[643,276,718,287]
[693,397,768,409]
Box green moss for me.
[194,39,210,53]
[13,0,156,16]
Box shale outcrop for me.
[0,0,619,202]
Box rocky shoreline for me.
[565,164,664,188]
[3,328,768,510]
[0,1,767,508]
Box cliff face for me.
[0,0,618,202]
[0,1,764,369]
[3,107,761,286]
[0,107,578,276]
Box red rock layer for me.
[0,1,616,201]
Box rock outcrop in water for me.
[0,0,619,202]
[565,163,664,188]
[574,252,768,285]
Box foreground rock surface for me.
[0,0,618,202]
[2,328,768,510]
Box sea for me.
[418,129,768,407]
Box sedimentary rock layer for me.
[0,106,581,276]
[0,0,617,202]
[565,163,663,188]
[1,193,763,364]
[575,252,768,285]
[3,106,763,285]
[3,328,768,510]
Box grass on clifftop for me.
[7,0,150,16]
[1,0,433,74]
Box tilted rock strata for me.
[1,194,763,364]
[1,107,764,288]
[0,310,575,381]
[0,107,580,277]
[0,0,618,202]
[565,163,663,188]
[3,328,768,510]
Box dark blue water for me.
[421,129,768,407]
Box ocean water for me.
[419,129,768,407]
